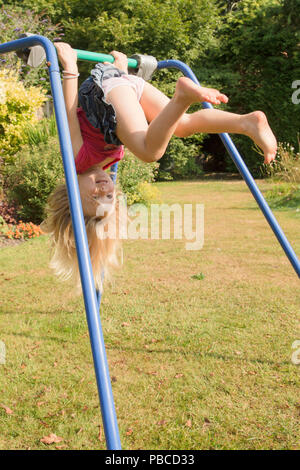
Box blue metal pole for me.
[158,60,300,278]
[0,36,121,450]
[109,162,119,184]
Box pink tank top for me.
[75,107,124,174]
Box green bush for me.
[117,151,159,205]
[200,0,300,175]
[157,135,203,180]
[0,68,46,163]
[5,137,64,224]
[135,181,162,206]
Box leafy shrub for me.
[3,221,44,240]
[117,151,159,206]
[0,197,18,224]
[0,68,46,163]
[201,0,300,175]
[136,181,161,206]
[5,137,64,224]
[157,136,203,180]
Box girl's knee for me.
[174,114,191,138]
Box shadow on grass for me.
[199,172,242,181]
[0,306,79,316]
[267,192,300,210]
[5,330,71,344]
[227,203,300,213]
[106,344,292,366]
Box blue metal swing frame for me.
[0,36,299,451]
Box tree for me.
[5,0,220,68]
[200,0,300,174]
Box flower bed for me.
[0,220,44,247]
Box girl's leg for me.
[106,77,221,163]
[176,108,277,164]
[140,82,277,164]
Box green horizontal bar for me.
[75,49,138,68]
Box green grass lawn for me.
[0,178,299,450]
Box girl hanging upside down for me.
[43,42,277,291]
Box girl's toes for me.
[264,152,276,164]
[220,94,228,103]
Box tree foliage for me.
[1,0,300,176]
[8,0,220,65]
[201,0,300,173]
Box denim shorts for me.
[78,63,126,145]
[79,63,145,146]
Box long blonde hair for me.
[42,183,125,292]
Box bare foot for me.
[243,111,277,164]
[175,77,228,106]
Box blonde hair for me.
[42,182,125,293]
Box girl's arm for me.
[54,43,83,158]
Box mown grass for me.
[265,183,300,213]
[0,179,299,450]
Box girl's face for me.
[78,166,115,217]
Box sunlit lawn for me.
[0,178,299,450]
